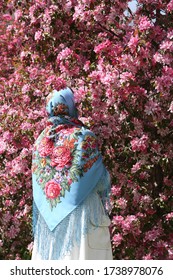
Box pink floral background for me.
[0,0,173,259]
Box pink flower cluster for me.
[130,135,149,152]
[138,16,153,32]
[167,0,173,12]
[1,0,173,260]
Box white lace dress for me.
[31,175,113,260]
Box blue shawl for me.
[32,88,109,231]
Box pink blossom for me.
[14,10,22,21]
[19,198,26,207]
[29,67,39,79]
[83,61,90,71]
[167,250,173,260]
[156,67,173,92]
[15,254,22,260]
[20,122,32,130]
[143,253,153,260]
[168,101,173,113]
[3,130,14,142]
[167,30,173,40]
[94,40,112,54]
[22,84,30,94]
[132,118,144,134]
[130,135,149,152]
[160,40,173,51]
[20,148,30,158]
[141,195,152,204]
[45,76,66,89]
[167,0,173,12]
[23,205,31,216]
[112,233,123,247]
[57,48,73,61]
[111,185,121,196]
[7,225,20,239]
[20,51,28,60]
[144,100,160,115]
[140,195,152,211]
[131,161,142,173]
[33,89,42,96]
[128,35,139,52]
[120,72,135,85]
[119,111,128,122]
[0,138,6,154]
[132,189,141,204]
[0,105,9,114]
[9,157,28,175]
[2,212,12,223]
[27,242,34,253]
[113,215,124,226]
[159,193,167,201]
[138,16,153,31]
[5,200,14,207]
[165,212,173,221]
[144,228,161,242]
[122,215,140,235]
[3,14,12,21]
[116,198,127,210]
[153,52,163,64]
[34,30,43,41]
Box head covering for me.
[46,87,78,118]
[32,87,109,231]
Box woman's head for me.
[46,87,78,118]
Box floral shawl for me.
[32,88,109,231]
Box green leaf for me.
[65,184,70,191]
[70,164,83,181]
[61,179,70,191]
[55,197,61,204]
[60,188,65,197]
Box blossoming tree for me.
[0,0,173,259]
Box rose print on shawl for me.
[81,135,98,159]
[50,146,72,170]
[81,135,99,172]
[32,124,100,210]
[38,137,54,157]
[45,180,62,199]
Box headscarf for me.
[32,87,109,231]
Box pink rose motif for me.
[56,126,78,136]
[45,180,61,199]
[61,128,74,136]
[38,137,54,157]
[50,146,72,170]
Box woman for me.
[31,87,113,260]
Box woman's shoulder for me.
[78,127,98,144]
[80,126,97,137]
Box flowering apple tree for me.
[0,0,173,259]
